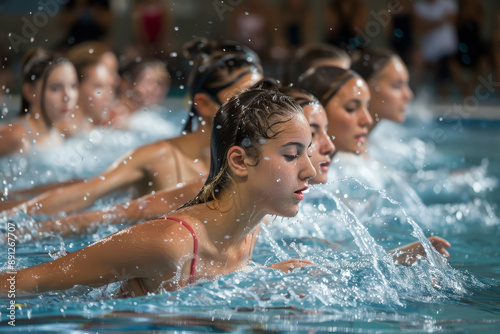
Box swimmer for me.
[298,66,373,154]
[350,49,413,130]
[0,87,316,297]
[3,38,263,217]
[107,58,170,128]
[0,48,78,157]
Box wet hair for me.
[119,58,170,86]
[350,49,397,83]
[246,78,321,109]
[297,66,361,107]
[278,86,320,109]
[180,86,303,208]
[67,41,114,82]
[289,43,350,84]
[182,38,262,133]
[21,48,74,123]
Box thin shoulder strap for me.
[160,216,198,284]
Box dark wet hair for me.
[180,85,303,208]
[21,48,52,114]
[182,38,262,133]
[350,49,397,82]
[21,48,74,123]
[297,66,361,107]
[248,78,321,108]
[289,43,350,84]
[67,41,114,83]
[119,58,170,86]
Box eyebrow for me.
[281,141,313,151]
[281,142,305,149]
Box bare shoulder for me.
[0,123,29,155]
[127,215,199,263]
[131,139,177,162]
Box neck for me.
[25,110,51,134]
[205,189,267,248]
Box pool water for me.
[1,107,499,333]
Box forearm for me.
[8,179,82,200]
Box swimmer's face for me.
[303,103,335,184]
[246,113,316,217]
[78,63,115,124]
[325,77,372,154]
[43,63,79,123]
[134,67,169,107]
[368,57,413,124]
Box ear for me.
[227,146,249,178]
[193,93,218,118]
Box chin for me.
[311,175,328,185]
[277,206,300,218]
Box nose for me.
[301,154,317,181]
[319,131,335,156]
[405,84,414,101]
[359,105,373,127]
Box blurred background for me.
[1,0,500,106]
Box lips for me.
[355,133,367,144]
[294,186,309,201]
[319,161,330,173]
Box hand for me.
[390,236,451,265]
[268,259,314,273]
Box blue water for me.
[1,105,499,333]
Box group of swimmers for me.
[0,38,450,297]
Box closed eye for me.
[284,154,299,161]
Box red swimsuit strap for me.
[160,216,198,284]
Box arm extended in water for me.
[29,177,205,238]
[2,141,173,216]
[0,218,194,295]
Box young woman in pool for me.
[350,48,414,131]
[0,48,78,157]
[3,38,263,217]
[298,66,373,155]
[0,87,316,296]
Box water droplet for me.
[30,37,34,43]
[174,26,179,31]
[276,179,281,183]
[89,48,94,54]
[170,52,178,57]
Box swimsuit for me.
[159,216,198,284]
[116,216,198,298]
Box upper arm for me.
[16,219,193,293]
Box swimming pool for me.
[1,106,499,333]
